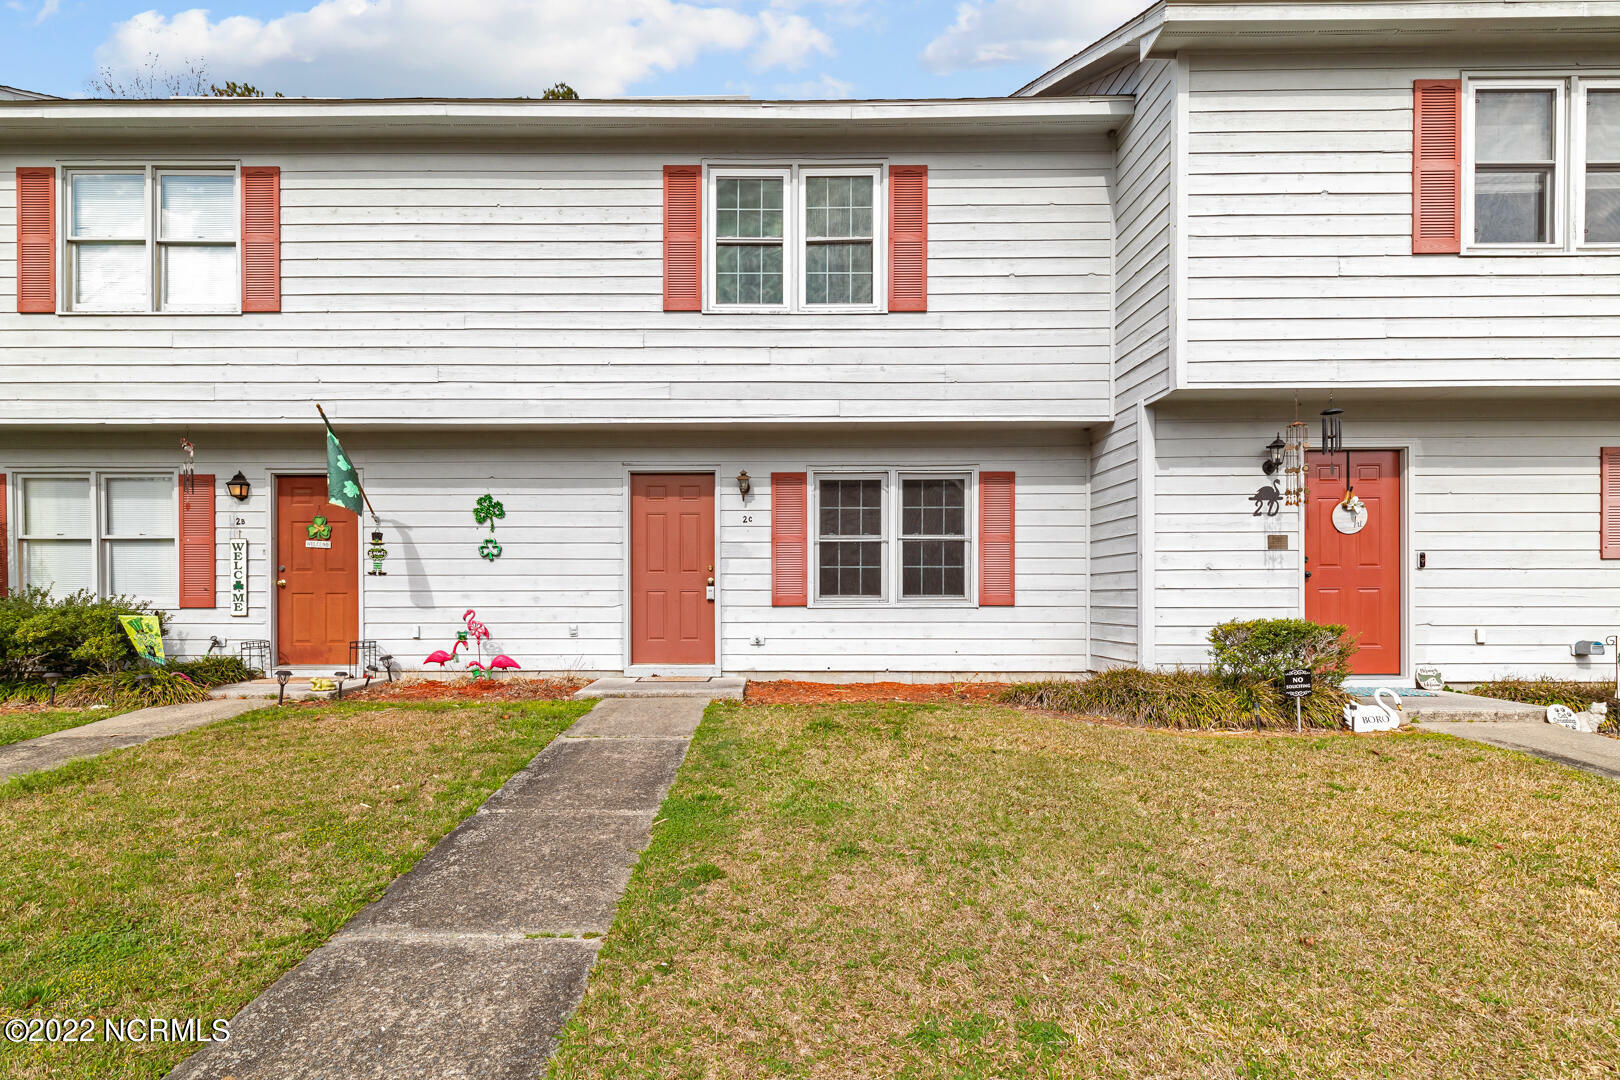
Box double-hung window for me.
[813,471,972,604]
[17,473,176,603]
[707,164,884,311]
[65,167,239,312]
[1464,75,1620,249]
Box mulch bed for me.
[742,680,1013,705]
[348,676,589,703]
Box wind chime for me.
[179,436,196,496]
[1321,397,1367,534]
[1282,399,1311,508]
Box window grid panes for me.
[714,177,785,306]
[901,478,968,599]
[16,474,174,602]
[1473,89,1557,244]
[805,175,874,305]
[1588,89,1620,242]
[817,478,884,599]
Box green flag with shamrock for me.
[321,411,366,515]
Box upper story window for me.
[1466,77,1620,250]
[707,164,884,312]
[64,166,239,312]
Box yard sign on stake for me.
[1283,668,1312,733]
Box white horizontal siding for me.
[0,142,1114,425]
[1089,412,1139,668]
[1153,401,1620,682]
[0,428,1088,675]
[1183,48,1620,388]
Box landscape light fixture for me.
[1262,434,1286,475]
[42,671,60,706]
[226,472,252,501]
[333,672,349,700]
[736,470,752,499]
[275,668,292,706]
[377,654,395,683]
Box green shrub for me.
[1207,618,1357,687]
[0,587,169,679]
[1003,668,1351,732]
[168,655,261,687]
[1470,677,1618,734]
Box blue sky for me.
[0,0,1142,100]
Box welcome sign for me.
[229,538,249,617]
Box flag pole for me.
[315,404,381,523]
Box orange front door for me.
[1305,450,1401,676]
[276,475,360,666]
[630,473,715,666]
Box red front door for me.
[1305,450,1401,676]
[276,476,360,666]
[630,474,715,666]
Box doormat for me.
[637,676,712,683]
[1342,686,1439,697]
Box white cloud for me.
[920,0,1144,74]
[749,10,833,72]
[772,72,852,99]
[33,0,59,23]
[92,0,832,97]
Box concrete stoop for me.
[575,675,746,700]
[1352,689,1547,724]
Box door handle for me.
[277,579,288,588]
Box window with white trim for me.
[707,164,884,312]
[1463,75,1620,249]
[16,473,176,603]
[64,167,239,312]
[812,470,972,604]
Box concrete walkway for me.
[1420,720,1620,780]
[0,698,259,782]
[167,695,707,1080]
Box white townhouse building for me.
[3,0,1620,684]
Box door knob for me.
[276,578,288,588]
[1304,571,1312,580]
[707,577,715,585]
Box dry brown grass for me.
[551,701,1620,1079]
[0,699,586,1080]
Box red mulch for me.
[350,676,589,703]
[742,680,1012,705]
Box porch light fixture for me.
[226,472,252,501]
[736,470,752,499]
[1262,434,1286,475]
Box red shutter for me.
[179,475,216,608]
[663,165,702,311]
[16,167,55,314]
[0,473,8,598]
[771,472,808,606]
[1603,449,1620,559]
[979,471,1015,606]
[241,166,281,312]
[1413,80,1462,254]
[889,165,927,312]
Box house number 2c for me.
[741,514,755,524]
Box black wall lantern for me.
[1262,434,1286,475]
[226,471,252,501]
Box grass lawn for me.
[0,708,118,748]
[551,702,1620,1079]
[0,698,588,1080]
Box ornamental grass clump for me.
[1471,676,1619,733]
[1004,619,1358,731]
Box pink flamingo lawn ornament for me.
[425,611,517,678]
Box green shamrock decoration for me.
[479,538,503,562]
[474,494,505,532]
[343,480,360,500]
[307,516,332,540]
